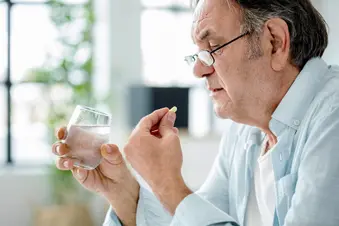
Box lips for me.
[212,88,223,92]
[208,87,223,92]
[209,88,223,97]
[207,83,223,94]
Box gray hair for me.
[192,0,328,69]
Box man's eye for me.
[209,42,219,49]
[211,47,223,54]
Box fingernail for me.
[169,106,177,113]
[167,112,176,124]
[63,160,69,168]
[62,130,68,140]
[56,146,60,155]
[104,144,112,154]
[57,128,67,140]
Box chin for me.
[214,101,251,125]
[213,101,231,119]
[211,89,235,119]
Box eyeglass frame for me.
[184,31,250,67]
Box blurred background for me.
[0,0,338,225]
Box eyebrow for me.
[198,30,211,41]
[192,29,214,45]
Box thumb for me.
[158,110,176,137]
[100,144,124,165]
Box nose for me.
[193,59,215,79]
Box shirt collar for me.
[270,57,329,133]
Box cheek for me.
[213,44,253,101]
[214,53,241,82]
[215,64,243,99]
[214,62,230,86]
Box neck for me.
[262,127,278,150]
[251,65,300,145]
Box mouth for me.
[212,88,223,92]
[208,87,224,97]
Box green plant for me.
[24,0,95,205]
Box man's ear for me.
[264,18,290,71]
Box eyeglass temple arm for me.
[210,32,250,54]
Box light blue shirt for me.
[104,58,339,226]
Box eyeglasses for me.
[184,32,249,67]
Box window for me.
[1,0,95,165]
[0,87,6,164]
[9,4,58,164]
[0,3,6,83]
[11,5,58,83]
[141,0,190,8]
[0,2,7,164]
[11,0,87,3]
[141,0,199,86]
[11,0,47,2]
[11,84,52,163]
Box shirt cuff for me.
[139,186,173,225]
[171,193,237,226]
[103,206,122,226]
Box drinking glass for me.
[63,105,111,170]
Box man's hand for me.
[124,108,192,215]
[52,127,139,226]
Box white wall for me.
[0,168,110,226]
[316,0,339,65]
[0,169,51,226]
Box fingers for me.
[56,126,67,140]
[55,156,88,185]
[55,157,79,170]
[150,127,178,138]
[52,142,69,156]
[53,126,72,171]
[150,129,162,138]
[101,144,123,165]
[137,108,169,132]
[100,144,129,179]
[158,111,177,137]
[150,123,160,133]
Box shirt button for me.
[293,120,300,126]
[244,142,251,150]
[279,153,283,161]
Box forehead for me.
[192,0,241,41]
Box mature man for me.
[52,0,339,225]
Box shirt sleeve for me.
[102,206,122,226]
[137,146,241,226]
[102,187,173,226]
[170,193,238,226]
[196,129,233,213]
[169,126,240,226]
